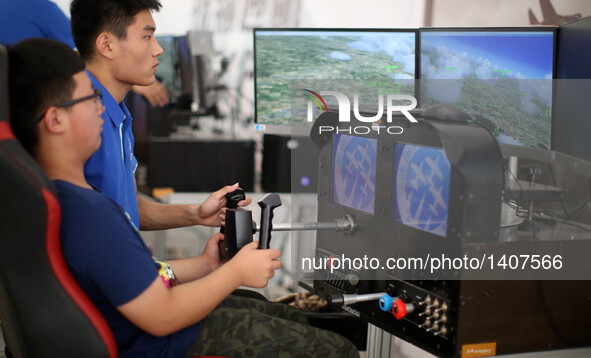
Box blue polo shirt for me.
[0,0,75,48]
[84,71,140,229]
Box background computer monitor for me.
[155,33,218,112]
[151,35,195,109]
[419,28,556,150]
[154,35,178,97]
[187,30,218,112]
[174,35,194,109]
[254,28,418,135]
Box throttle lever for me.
[257,193,282,250]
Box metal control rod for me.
[254,214,355,235]
[328,292,388,307]
[272,221,337,231]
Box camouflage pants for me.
[186,295,359,358]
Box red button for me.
[392,299,407,320]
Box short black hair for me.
[8,39,85,154]
[70,0,162,60]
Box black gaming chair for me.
[0,44,231,358]
[0,44,117,357]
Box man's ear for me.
[41,107,66,134]
[95,32,115,60]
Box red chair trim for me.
[43,188,118,358]
[0,121,15,140]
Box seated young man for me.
[8,39,359,358]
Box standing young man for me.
[8,38,358,358]
[70,0,246,230]
[0,0,171,106]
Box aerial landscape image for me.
[420,31,554,149]
[255,30,416,125]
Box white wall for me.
[52,0,70,18]
[52,0,591,31]
[51,0,194,36]
[152,1,194,36]
[299,0,425,28]
[430,0,591,27]
[53,0,426,33]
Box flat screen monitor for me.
[254,28,417,134]
[332,134,377,214]
[554,16,591,162]
[420,28,555,150]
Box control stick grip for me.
[257,193,282,249]
[225,187,246,209]
[220,187,246,234]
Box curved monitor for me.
[332,134,377,214]
[419,27,556,151]
[254,28,418,135]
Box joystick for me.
[219,187,255,261]
[225,187,246,209]
[220,187,246,234]
[220,191,352,259]
[257,193,282,250]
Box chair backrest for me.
[0,44,117,358]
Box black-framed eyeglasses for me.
[37,89,103,122]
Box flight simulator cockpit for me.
[244,18,591,357]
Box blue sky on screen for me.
[421,31,553,79]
